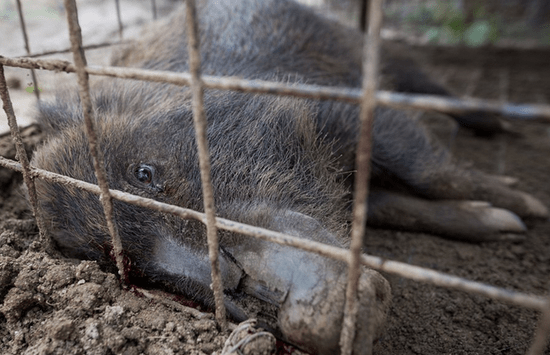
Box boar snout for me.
[222,209,391,355]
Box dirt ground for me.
[1,2,550,355]
[368,44,550,355]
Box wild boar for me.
[30,0,547,353]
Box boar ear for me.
[36,94,84,135]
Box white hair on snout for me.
[153,233,243,291]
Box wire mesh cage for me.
[0,0,549,354]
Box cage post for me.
[0,65,51,250]
[15,0,40,100]
[184,0,227,332]
[339,0,384,354]
[62,0,127,284]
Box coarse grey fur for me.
[31,0,547,354]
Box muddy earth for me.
[1,3,550,354]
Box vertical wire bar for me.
[184,0,227,331]
[63,0,127,283]
[114,0,124,39]
[527,298,550,355]
[339,0,384,354]
[359,0,370,32]
[0,64,52,250]
[496,68,509,175]
[151,0,158,20]
[15,0,40,100]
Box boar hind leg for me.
[408,168,549,221]
[370,108,548,223]
[367,189,527,242]
[382,56,509,136]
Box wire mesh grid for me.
[0,0,549,354]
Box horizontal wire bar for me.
[376,91,550,121]
[0,155,547,312]
[360,254,549,311]
[1,56,550,121]
[19,41,129,58]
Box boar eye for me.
[135,164,154,185]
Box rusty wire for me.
[0,66,51,251]
[14,0,40,100]
[221,319,275,355]
[62,0,127,284]
[2,55,550,121]
[339,0,383,354]
[184,0,227,332]
[20,41,128,58]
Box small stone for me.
[104,305,124,324]
[85,322,99,340]
[49,319,75,340]
[165,321,175,332]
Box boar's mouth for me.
[150,209,391,355]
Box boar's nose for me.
[152,210,390,354]
[223,210,391,355]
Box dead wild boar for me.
[30,0,548,354]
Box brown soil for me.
[1,37,550,355]
[369,44,550,355]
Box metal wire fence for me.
[0,0,549,354]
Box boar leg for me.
[367,189,527,242]
[369,108,548,222]
[382,56,510,136]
